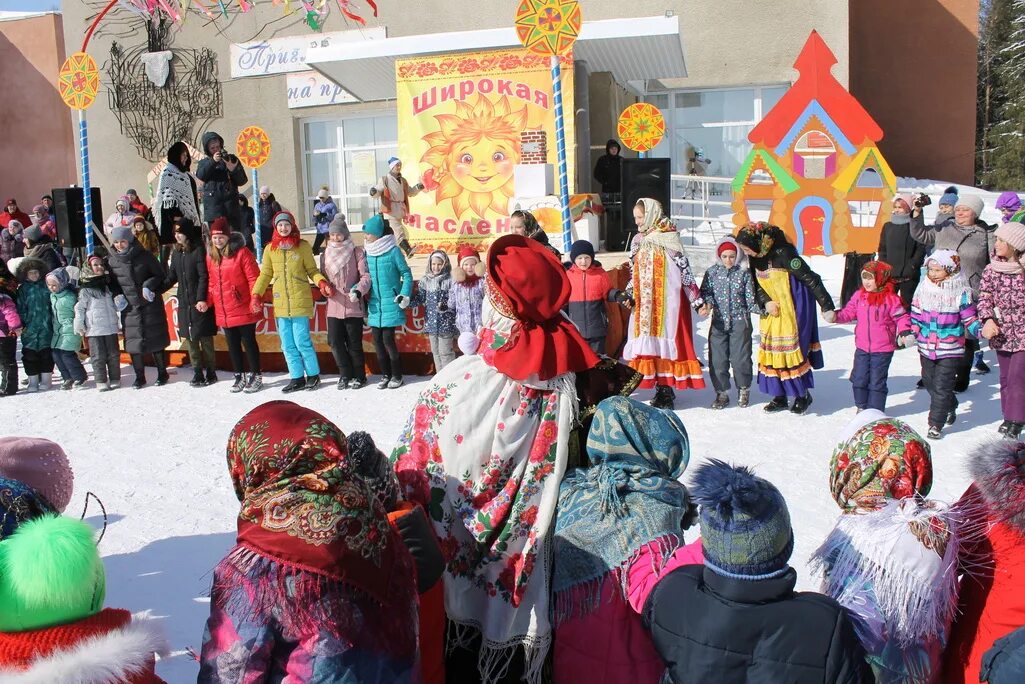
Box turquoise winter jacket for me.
[50,288,82,352]
[366,245,413,328]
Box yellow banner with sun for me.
[396,47,575,251]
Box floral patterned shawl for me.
[392,296,577,684]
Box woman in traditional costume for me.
[623,198,705,409]
[392,234,634,684]
[735,222,835,414]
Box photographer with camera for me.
[195,131,249,234]
[877,193,930,309]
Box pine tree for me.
[985,0,1025,188]
[977,0,1017,185]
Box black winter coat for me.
[749,243,835,311]
[195,132,248,229]
[108,243,170,354]
[166,244,216,340]
[877,220,928,281]
[644,565,872,684]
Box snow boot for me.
[974,350,990,374]
[738,387,750,408]
[790,393,813,415]
[98,382,114,392]
[72,380,87,390]
[337,377,351,390]
[1006,423,1023,440]
[999,420,1012,435]
[946,408,957,426]
[387,376,404,389]
[349,378,366,389]
[244,373,263,393]
[377,376,392,389]
[132,376,146,389]
[281,377,306,393]
[205,368,218,385]
[764,395,788,413]
[25,375,40,393]
[60,379,74,391]
[711,392,729,410]
[39,374,52,391]
[154,352,169,385]
[305,375,322,391]
[189,370,206,387]
[230,374,246,393]
[927,425,943,440]
[650,385,675,410]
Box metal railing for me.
[668,173,736,244]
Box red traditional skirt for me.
[628,302,705,390]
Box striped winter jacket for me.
[910,274,981,360]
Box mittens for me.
[113,294,128,311]
[250,297,263,314]
[141,287,155,302]
[348,290,360,303]
[318,281,334,297]
[395,295,410,309]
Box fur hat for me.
[0,514,106,632]
[110,225,134,243]
[968,440,1025,532]
[691,459,794,579]
[208,216,230,237]
[995,222,1025,253]
[6,219,23,233]
[570,240,595,262]
[927,249,961,275]
[938,185,959,208]
[0,438,73,513]
[363,214,387,238]
[328,215,350,239]
[23,225,42,244]
[955,194,984,217]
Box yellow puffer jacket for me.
[251,240,326,319]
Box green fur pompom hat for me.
[0,513,106,632]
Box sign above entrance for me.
[230,27,386,79]
[286,71,358,109]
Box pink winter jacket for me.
[835,287,911,353]
[554,537,703,684]
[320,241,371,319]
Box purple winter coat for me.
[978,264,1025,353]
[320,241,371,319]
[0,293,21,336]
[835,288,912,353]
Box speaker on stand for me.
[52,187,103,263]
[615,158,671,252]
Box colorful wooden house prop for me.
[731,30,895,256]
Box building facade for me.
[58,0,977,232]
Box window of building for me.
[643,85,790,181]
[301,113,398,230]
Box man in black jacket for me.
[195,131,249,232]
[593,139,622,194]
[645,459,871,684]
[878,194,928,309]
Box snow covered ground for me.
[8,254,1003,681]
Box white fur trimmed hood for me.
[0,612,169,683]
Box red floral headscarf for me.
[829,417,933,513]
[226,400,405,602]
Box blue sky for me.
[0,0,61,10]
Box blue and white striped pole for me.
[550,55,572,252]
[252,168,262,262]
[78,109,94,257]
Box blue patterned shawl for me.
[553,396,691,616]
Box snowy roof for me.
[0,11,60,22]
[748,30,883,147]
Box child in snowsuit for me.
[910,250,981,439]
[320,216,371,389]
[0,291,21,395]
[0,483,168,681]
[363,214,413,389]
[449,246,486,356]
[565,239,626,356]
[943,440,1025,684]
[46,267,86,389]
[198,401,420,683]
[979,222,1025,439]
[411,250,458,372]
[14,258,54,391]
[251,210,332,393]
[811,412,962,683]
[644,459,872,684]
[825,260,913,412]
[75,255,124,391]
[699,237,758,409]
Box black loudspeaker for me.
[615,158,671,252]
[53,187,103,249]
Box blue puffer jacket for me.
[366,242,413,328]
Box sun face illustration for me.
[421,95,528,219]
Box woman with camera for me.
[195,131,249,233]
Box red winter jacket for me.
[207,233,261,329]
[565,263,617,340]
[943,485,1025,684]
